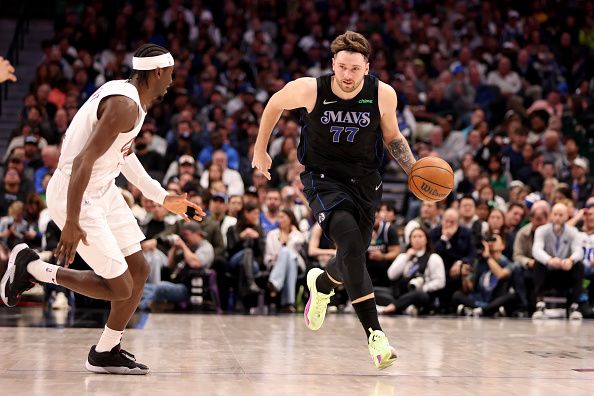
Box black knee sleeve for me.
[328,210,374,300]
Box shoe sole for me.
[375,355,398,370]
[0,244,29,307]
[373,348,398,370]
[304,268,324,330]
[85,360,149,375]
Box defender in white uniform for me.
[0,44,205,374]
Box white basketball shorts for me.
[46,169,145,279]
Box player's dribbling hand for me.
[251,150,272,180]
[56,219,89,266]
[163,193,206,222]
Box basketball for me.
[408,157,454,202]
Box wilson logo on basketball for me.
[420,182,447,198]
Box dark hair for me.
[407,227,434,253]
[460,194,476,205]
[508,202,525,214]
[330,31,371,60]
[380,201,397,214]
[129,43,169,87]
[280,208,299,229]
[237,202,261,231]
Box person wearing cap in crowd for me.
[207,192,237,248]
[139,221,214,311]
[0,43,205,375]
[162,154,200,187]
[568,157,593,209]
[3,123,49,164]
[22,136,43,169]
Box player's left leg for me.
[328,210,397,369]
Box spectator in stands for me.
[579,201,594,311]
[226,202,265,297]
[458,195,488,248]
[308,222,336,269]
[207,192,237,248]
[532,203,585,319]
[199,150,244,196]
[264,208,306,311]
[259,188,281,235]
[280,185,310,232]
[487,57,521,97]
[366,210,400,288]
[556,137,586,182]
[0,168,27,216]
[139,222,214,311]
[430,208,477,310]
[568,158,593,209]
[34,146,59,194]
[134,130,165,178]
[0,200,37,249]
[163,154,200,186]
[198,127,240,170]
[377,228,445,316]
[513,202,550,311]
[456,161,481,196]
[227,194,244,219]
[453,235,518,317]
[404,201,441,245]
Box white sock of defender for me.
[27,260,60,284]
[96,326,124,353]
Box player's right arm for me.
[55,96,137,266]
[252,77,316,179]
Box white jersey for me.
[579,231,594,269]
[58,80,146,191]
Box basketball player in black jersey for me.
[252,31,415,369]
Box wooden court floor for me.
[1,310,593,395]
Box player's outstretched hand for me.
[55,219,89,266]
[0,57,17,83]
[163,193,206,222]
[251,150,272,180]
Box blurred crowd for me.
[1,0,594,318]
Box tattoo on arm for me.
[387,137,415,175]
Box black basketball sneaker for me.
[1,243,38,307]
[86,344,150,375]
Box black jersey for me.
[298,74,383,181]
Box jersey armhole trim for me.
[306,77,323,115]
[96,94,142,134]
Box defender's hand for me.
[163,193,205,222]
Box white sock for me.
[27,260,60,284]
[96,326,124,353]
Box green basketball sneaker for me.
[304,268,334,331]
[368,329,398,369]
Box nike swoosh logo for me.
[375,182,382,191]
[323,99,337,105]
